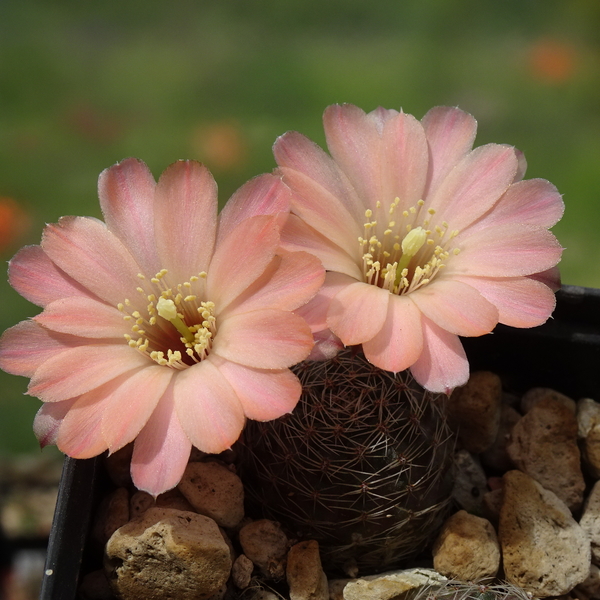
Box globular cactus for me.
[413,580,533,600]
[238,347,457,574]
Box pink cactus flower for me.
[0,159,324,495]
[274,104,564,393]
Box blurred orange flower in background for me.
[0,197,30,254]
[529,39,577,84]
[191,120,248,172]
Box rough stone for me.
[449,371,502,454]
[104,444,133,487]
[521,387,576,414]
[482,488,503,524]
[578,398,600,478]
[239,519,288,580]
[507,397,585,511]
[343,568,446,600]
[177,461,244,528]
[104,507,232,600]
[78,569,114,600]
[287,540,328,600]
[499,470,591,597]
[451,450,488,515]
[432,510,500,580]
[93,487,130,545]
[580,479,600,564]
[231,554,254,589]
[480,403,520,472]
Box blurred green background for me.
[0,0,598,455]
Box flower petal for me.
[28,344,149,402]
[410,279,499,337]
[327,282,390,346]
[215,357,301,421]
[426,144,518,232]
[296,271,357,333]
[275,129,363,247]
[0,321,79,377]
[34,297,127,338]
[421,106,477,198]
[381,111,429,211]
[530,266,561,292]
[131,380,192,496]
[9,245,96,308]
[410,317,469,393]
[454,275,556,328]
[208,215,280,311]
[467,178,564,234]
[224,251,324,317]
[217,173,291,243]
[175,360,245,453]
[41,216,144,306]
[56,379,125,458]
[449,224,563,278]
[280,214,362,279]
[33,398,77,447]
[101,365,174,453]
[98,158,159,274]
[361,294,423,372]
[305,329,344,361]
[154,160,217,281]
[213,309,314,369]
[322,104,385,211]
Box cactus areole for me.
[238,347,456,574]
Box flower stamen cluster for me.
[118,268,217,370]
[358,198,460,295]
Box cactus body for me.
[239,348,456,574]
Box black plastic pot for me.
[39,284,600,600]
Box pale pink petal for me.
[208,215,279,311]
[466,178,564,234]
[426,144,518,232]
[449,224,563,278]
[217,173,291,243]
[296,271,357,333]
[101,365,174,453]
[0,321,79,377]
[327,282,390,346]
[530,266,561,292]
[514,148,528,182]
[33,398,77,447]
[410,317,469,394]
[34,297,127,338]
[362,294,423,372]
[410,279,499,336]
[454,275,556,328]
[154,160,217,280]
[213,309,313,369]
[421,106,477,198]
[41,216,144,306]
[131,380,192,496]
[214,356,301,421]
[28,344,149,402]
[56,379,125,458]
[275,130,363,246]
[9,245,96,308]
[98,158,159,274]
[323,104,384,210]
[381,111,429,210]
[280,214,362,279]
[175,360,245,453]
[305,329,344,361]
[223,251,324,317]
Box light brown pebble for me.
[231,554,254,589]
[521,387,576,414]
[104,507,232,600]
[287,540,328,600]
[239,519,288,580]
[499,470,590,597]
[177,461,244,528]
[432,510,500,580]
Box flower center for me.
[358,198,460,295]
[117,269,217,370]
